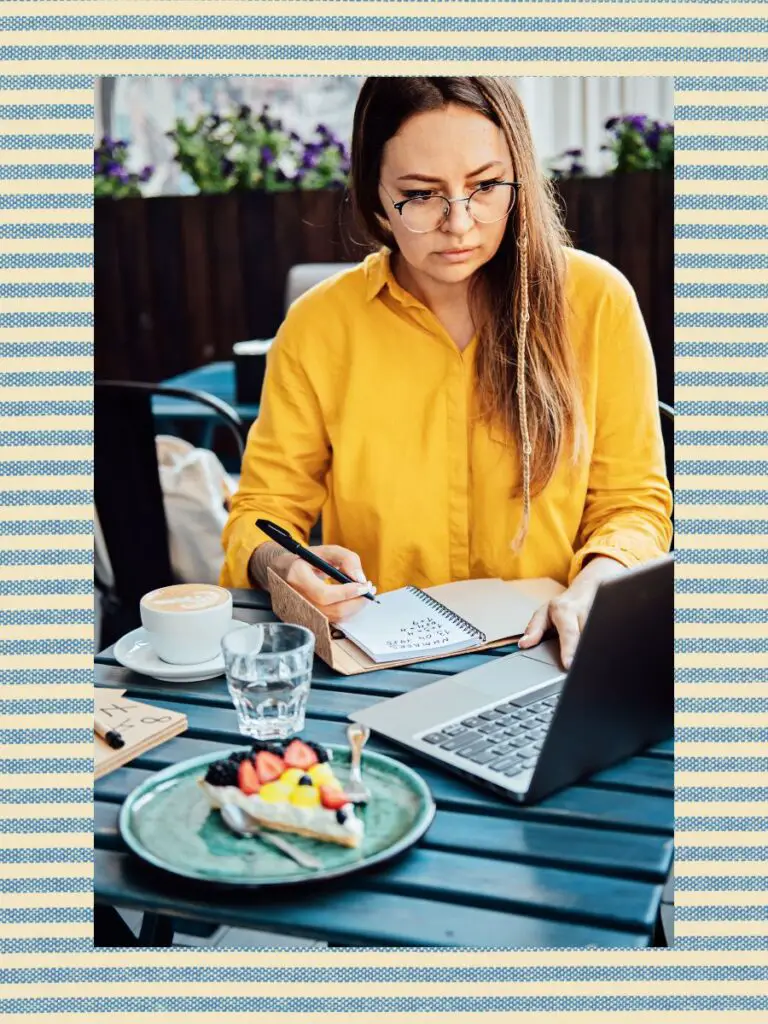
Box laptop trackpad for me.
[453,652,561,701]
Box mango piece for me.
[258,781,293,804]
[279,767,304,789]
[289,785,321,809]
[308,762,336,786]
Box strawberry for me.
[283,738,319,770]
[255,750,285,784]
[238,758,261,795]
[320,784,350,811]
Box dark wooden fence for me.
[95,170,672,402]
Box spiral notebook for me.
[338,585,486,663]
[267,568,565,674]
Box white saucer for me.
[113,620,249,683]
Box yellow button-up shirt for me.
[222,247,672,592]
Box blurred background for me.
[94,75,673,399]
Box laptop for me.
[349,555,673,804]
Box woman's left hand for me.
[517,556,627,670]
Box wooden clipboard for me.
[267,568,564,676]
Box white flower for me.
[276,153,298,179]
[210,123,233,145]
[228,142,246,162]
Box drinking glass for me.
[221,623,315,740]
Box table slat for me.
[93,668,379,723]
[94,804,658,937]
[95,768,670,883]
[93,662,442,709]
[94,849,647,948]
[99,726,673,836]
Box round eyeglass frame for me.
[381,180,522,233]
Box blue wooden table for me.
[94,588,674,948]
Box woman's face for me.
[378,103,514,286]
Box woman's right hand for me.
[272,544,376,624]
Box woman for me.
[222,77,672,669]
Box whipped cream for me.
[200,781,364,845]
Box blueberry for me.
[335,809,347,825]
[298,774,313,786]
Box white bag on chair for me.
[155,435,236,585]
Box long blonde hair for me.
[350,77,584,548]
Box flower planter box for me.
[95,170,672,402]
[95,188,366,382]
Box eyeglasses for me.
[381,180,521,234]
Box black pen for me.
[94,712,125,750]
[256,519,381,603]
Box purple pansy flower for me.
[139,165,153,183]
[260,146,274,166]
[624,115,647,132]
[645,121,662,152]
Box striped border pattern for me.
[2,0,768,1018]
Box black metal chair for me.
[94,381,246,649]
[658,400,674,548]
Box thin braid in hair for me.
[510,193,532,552]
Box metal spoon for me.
[345,722,371,804]
[220,804,322,871]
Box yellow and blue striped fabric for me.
[2,0,768,1018]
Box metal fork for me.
[345,722,371,804]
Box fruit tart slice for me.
[198,738,364,848]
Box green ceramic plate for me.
[118,744,436,888]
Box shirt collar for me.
[363,247,393,301]
[363,247,423,309]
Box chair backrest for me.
[94,381,246,647]
[284,263,357,311]
[94,383,174,646]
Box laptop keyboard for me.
[419,693,561,778]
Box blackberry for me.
[251,741,285,758]
[227,750,251,764]
[298,774,313,786]
[335,809,347,825]
[304,740,329,764]
[204,760,238,787]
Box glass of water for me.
[221,623,315,740]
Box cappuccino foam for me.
[142,584,229,614]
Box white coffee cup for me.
[139,583,234,665]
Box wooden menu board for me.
[94,688,188,780]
